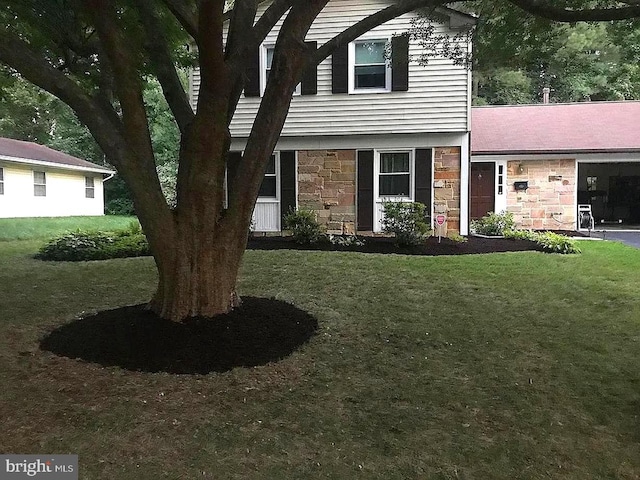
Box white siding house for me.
[191,0,474,235]
[0,137,114,219]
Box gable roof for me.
[471,101,640,156]
[0,137,114,174]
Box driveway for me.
[586,231,640,249]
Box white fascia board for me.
[0,155,115,175]
[232,132,470,152]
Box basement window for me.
[34,171,46,197]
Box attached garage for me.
[471,102,640,231]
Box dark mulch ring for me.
[40,297,318,375]
[247,235,546,256]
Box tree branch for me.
[313,0,447,65]
[0,27,126,164]
[134,1,195,134]
[161,0,199,39]
[507,0,640,22]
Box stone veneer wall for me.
[507,159,576,230]
[433,147,461,234]
[297,150,356,234]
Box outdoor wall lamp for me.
[518,163,525,174]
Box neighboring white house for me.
[0,137,115,218]
[191,0,475,235]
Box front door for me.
[471,162,495,219]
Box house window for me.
[0,167,4,195]
[498,164,504,195]
[34,171,46,196]
[262,45,300,96]
[85,176,95,198]
[258,154,277,198]
[350,39,390,93]
[379,152,411,197]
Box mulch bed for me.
[247,235,544,256]
[40,297,318,374]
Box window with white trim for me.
[379,152,411,197]
[258,154,277,198]
[262,45,300,96]
[34,171,46,197]
[498,164,504,195]
[85,176,95,198]
[350,39,390,93]
[0,167,4,195]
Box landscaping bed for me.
[248,234,543,256]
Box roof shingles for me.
[0,137,112,173]
[471,101,640,155]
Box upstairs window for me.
[85,176,95,198]
[258,154,277,198]
[34,171,46,197]
[261,45,300,96]
[350,39,390,93]
[379,152,411,197]
[0,167,4,195]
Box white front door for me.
[374,150,414,232]
[252,153,280,232]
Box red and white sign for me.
[435,214,447,226]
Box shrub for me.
[534,232,581,254]
[283,208,325,244]
[448,232,468,243]
[504,229,580,254]
[471,211,515,236]
[36,229,150,261]
[381,202,429,246]
[327,234,365,247]
[105,198,135,216]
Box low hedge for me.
[503,229,581,254]
[36,226,150,261]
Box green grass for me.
[0,216,137,241]
[1,237,640,479]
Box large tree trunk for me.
[148,218,249,321]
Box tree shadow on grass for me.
[40,297,318,374]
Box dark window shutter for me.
[226,151,242,206]
[244,47,260,97]
[301,42,318,95]
[392,35,410,92]
[280,151,296,225]
[415,149,432,216]
[332,44,349,94]
[357,150,374,231]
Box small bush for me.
[471,211,515,236]
[448,233,468,243]
[105,198,135,216]
[381,202,429,246]
[327,234,365,247]
[36,230,150,261]
[283,208,325,244]
[534,232,581,254]
[504,229,580,254]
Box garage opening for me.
[578,162,640,229]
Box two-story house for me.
[191,0,475,235]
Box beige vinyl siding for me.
[190,0,471,138]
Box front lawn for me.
[0,215,137,241]
[0,239,639,479]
